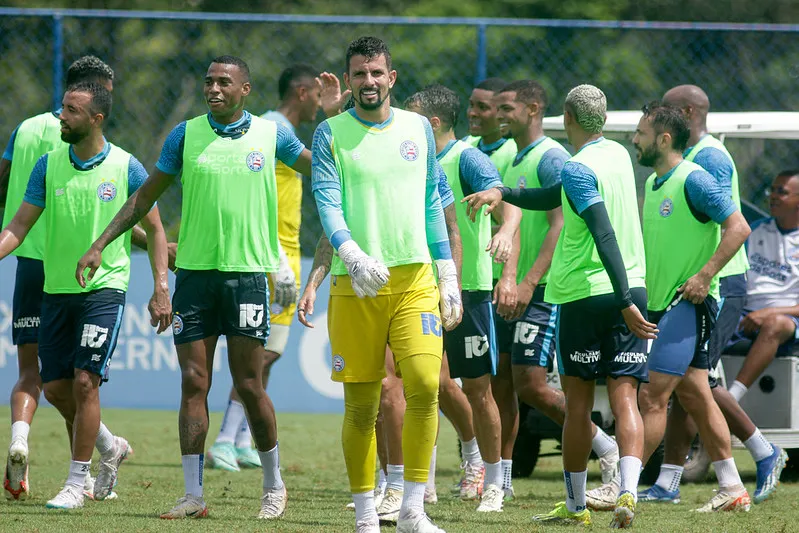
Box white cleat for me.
[503,484,515,501]
[46,484,84,509]
[160,494,208,519]
[476,484,503,512]
[695,488,751,513]
[377,487,402,523]
[83,474,118,501]
[258,486,287,519]
[599,448,620,485]
[586,478,620,512]
[396,509,446,533]
[95,436,132,501]
[4,437,30,501]
[356,518,381,533]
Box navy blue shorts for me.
[556,287,649,382]
[172,270,270,345]
[510,286,558,367]
[445,291,497,379]
[12,257,44,346]
[648,295,718,377]
[39,288,126,383]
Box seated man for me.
[725,169,799,399]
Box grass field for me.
[1,406,798,532]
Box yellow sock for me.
[398,354,441,482]
[342,381,382,493]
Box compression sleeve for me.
[500,183,563,211]
[581,202,633,308]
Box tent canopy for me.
[542,111,799,140]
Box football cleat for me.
[532,501,592,526]
[586,478,619,511]
[610,490,635,529]
[46,484,84,509]
[160,494,208,519]
[476,484,503,512]
[638,484,680,504]
[754,445,788,504]
[695,488,751,513]
[95,436,132,500]
[4,437,29,501]
[206,442,240,472]
[258,486,287,519]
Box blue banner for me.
[0,254,344,413]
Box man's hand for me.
[463,187,503,222]
[678,271,712,305]
[511,280,535,321]
[76,245,103,288]
[317,72,351,118]
[493,276,518,320]
[271,249,298,308]
[436,259,462,331]
[741,308,775,335]
[297,287,318,328]
[148,286,172,334]
[621,304,659,340]
[486,228,513,264]
[338,240,389,298]
[167,242,178,273]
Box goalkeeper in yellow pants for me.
[311,37,461,533]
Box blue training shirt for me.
[156,110,305,176]
[684,137,734,198]
[437,140,502,193]
[312,109,450,258]
[23,141,148,208]
[653,163,736,224]
[512,136,569,189]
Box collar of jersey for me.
[436,139,458,161]
[576,136,605,153]
[69,138,110,171]
[477,136,507,154]
[512,135,548,166]
[207,110,251,138]
[652,160,685,190]
[262,110,294,133]
[683,133,710,157]
[347,108,394,131]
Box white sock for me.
[353,490,378,523]
[400,480,425,516]
[728,380,749,402]
[258,444,284,490]
[484,460,502,489]
[67,460,91,488]
[744,429,774,463]
[10,421,30,443]
[564,470,587,512]
[378,468,387,491]
[619,456,642,501]
[501,459,513,490]
[387,464,404,492]
[235,417,253,449]
[426,446,437,491]
[654,463,683,492]
[182,454,203,498]
[713,458,743,490]
[461,438,482,465]
[215,400,245,445]
[95,422,115,456]
[591,427,618,458]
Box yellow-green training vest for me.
[328,108,430,276]
[643,161,721,312]
[545,139,646,305]
[439,140,492,291]
[501,137,569,285]
[3,112,62,260]
[465,135,518,280]
[44,144,132,293]
[178,114,279,272]
[685,135,749,278]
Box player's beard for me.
[636,144,660,167]
[61,125,88,145]
[356,86,387,111]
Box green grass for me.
[1,406,798,532]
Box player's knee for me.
[262,349,280,370]
[180,367,210,398]
[233,376,263,404]
[405,369,439,405]
[43,382,67,407]
[72,371,98,402]
[761,314,794,340]
[16,366,42,391]
[637,385,669,414]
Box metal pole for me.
[52,14,63,111]
[475,23,487,85]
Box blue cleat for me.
[754,445,788,504]
[637,484,680,504]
